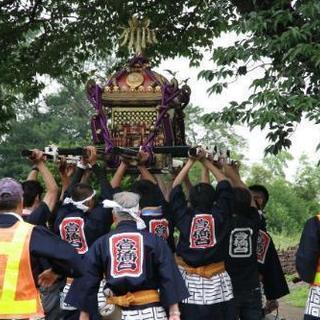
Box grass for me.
[285,285,309,308]
[285,274,298,282]
[267,232,309,309]
[271,232,307,309]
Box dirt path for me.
[267,301,304,320]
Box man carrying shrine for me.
[22,149,59,226]
[227,166,289,317]
[53,146,115,317]
[169,149,235,320]
[0,177,83,320]
[223,164,264,319]
[66,191,189,320]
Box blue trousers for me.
[233,287,263,320]
[180,299,236,320]
[305,315,320,319]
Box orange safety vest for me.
[312,215,320,286]
[0,221,44,319]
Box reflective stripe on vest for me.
[314,269,320,285]
[0,221,44,319]
[312,215,320,286]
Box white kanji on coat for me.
[229,228,253,258]
[110,233,143,278]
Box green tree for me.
[245,151,292,185]
[2,0,320,154]
[0,0,230,134]
[245,163,273,186]
[201,0,320,154]
[185,104,246,156]
[262,151,293,177]
[183,104,247,183]
[0,82,92,179]
[265,177,307,234]
[246,152,320,234]
[295,155,320,205]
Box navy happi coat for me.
[66,220,189,319]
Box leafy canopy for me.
[201,0,320,154]
[0,82,92,179]
[2,0,320,153]
[0,0,229,133]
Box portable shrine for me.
[86,17,191,172]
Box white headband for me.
[63,190,96,212]
[103,199,146,230]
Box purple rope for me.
[142,84,181,147]
[162,115,174,144]
[98,113,113,146]
[87,84,114,149]
[90,118,99,144]
[88,56,184,158]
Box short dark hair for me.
[22,180,44,207]
[0,193,20,211]
[189,183,215,212]
[233,187,252,215]
[71,183,94,202]
[131,180,161,208]
[249,184,269,205]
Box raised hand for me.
[137,149,150,165]
[84,146,97,166]
[30,149,45,163]
[59,157,76,184]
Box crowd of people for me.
[0,146,318,320]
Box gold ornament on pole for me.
[119,16,158,54]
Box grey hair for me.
[112,192,140,220]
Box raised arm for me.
[65,146,96,197]
[137,150,157,184]
[138,165,157,183]
[80,146,112,200]
[223,162,256,207]
[26,166,39,181]
[172,158,196,189]
[66,165,85,197]
[32,149,59,212]
[170,160,196,233]
[223,161,246,188]
[201,165,210,183]
[80,169,92,184]
[92,164,113,200]
[111,160,128,189]
[58,158,75,201]
[201,158,225,182]
[155,174,171,202]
